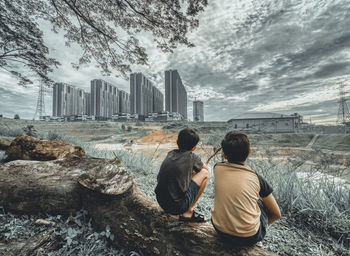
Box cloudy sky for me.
[1,0,350,123]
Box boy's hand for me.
[262,194,281,224]
[200,165,210,177]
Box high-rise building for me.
[83,92,91,115]
[74,88,85,115]
[90,79,119,118]
[119,90,130,113]
[153,86,164,113]
[130,73,155,116]
[193,100,204,122]
[165,70,187,119]
[53,83,84,117]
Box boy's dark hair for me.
[177,128,199,150]
[221,131,250,163]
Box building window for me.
[235,124,237,129]
[246,123,249,128]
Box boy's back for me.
[211,131,281,245]
[212,162,271,237]
[155,128,209,221]
[155,149,203,213]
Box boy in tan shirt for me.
[211,131,281,246]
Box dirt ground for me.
[136,130,177,143]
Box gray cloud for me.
[1,0,350,124]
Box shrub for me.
[248,158,350,247]
[14,114,20,119]
[0,126,24,137]
[22,125,37,137]
[47,130,63,141]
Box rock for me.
[0,158,273,256]
[0,138,11,150]
[5,135,85,161]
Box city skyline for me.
[51,71,188,120]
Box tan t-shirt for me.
[211,162,270,237]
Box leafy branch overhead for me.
[0,0,208,85]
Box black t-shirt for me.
[256,173,273,198]
[155,149,203,211]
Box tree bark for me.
[0,158,273,256]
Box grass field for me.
[0,118,349,255]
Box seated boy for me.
[211,131,281,246]
[155,128,209,222]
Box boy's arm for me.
[262,194,281,224]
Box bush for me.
[14,114,20,119]
[47,130,63,141]
[0,126,24,137]
[22,125,37,137]
[248,158,350,247]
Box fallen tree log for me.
[5,135,85,161]
[0,158,273,256]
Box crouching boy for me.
[211,131,281,246]
[155,128,209,222]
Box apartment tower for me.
[193,100,204,122]
[90,79,119,118]
[130,73,164,116]
[53,83,84,116]
[165,70,187,119]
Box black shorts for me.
[157,180,200,215]
[212,199,269,246]
[178,180,200,214]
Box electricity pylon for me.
[336,82,350,125]
[33,84,46,120]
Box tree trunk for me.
[0,158,273,256]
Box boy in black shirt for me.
[155,128,209,222]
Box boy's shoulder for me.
[214,162,255,173]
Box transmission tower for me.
[336,82,350,125]
[33,83,46,120]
